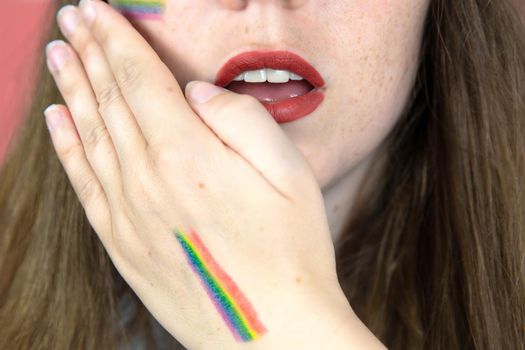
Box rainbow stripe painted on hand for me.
[174,226,268,342]
[110,0,165,20]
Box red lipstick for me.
[214,50,326,124]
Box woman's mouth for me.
[215,50,326,124]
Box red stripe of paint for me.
[188,225,267,335]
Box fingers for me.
[45,39,123,204]
[77,0,203,146]
[43,104,114,250]
[56,4,147,170]
[185,81,314,201]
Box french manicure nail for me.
[44,105,64,132]
[46,40,70,73]
[79,0,96,26]
[57,5,79,36]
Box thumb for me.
[184,80,314,199]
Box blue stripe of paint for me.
[114,5,163,14]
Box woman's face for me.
[108,0,430,191]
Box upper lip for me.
[214,50,326,89]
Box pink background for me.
[1,2,524,165]
[0,2,53,164]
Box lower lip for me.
[259,88,325,124]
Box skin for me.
[43,0,428,348]
[108,0,430,245]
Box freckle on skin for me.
[197,182,206,189]
[167,86,174,92]
[295,276,302,284]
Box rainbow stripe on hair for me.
[110,0,165,20]
[173,226,268,342]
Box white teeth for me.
[290,72,303,80]
[266,69,290,83]
[234,69,304,83]
[244,69,267,82]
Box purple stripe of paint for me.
[179,240,243,341]
[200,275,243,342]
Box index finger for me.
[79,0,204,146]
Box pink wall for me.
[0,2,52,164]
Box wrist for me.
[296,288,388,350]
[235,282,388,350]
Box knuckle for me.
[77,176,101,208]
[58,142,84,165]
[84,123,110,152]
[115,56,148,92]
[97,80,122,113]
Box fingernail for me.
[79,0,96,26]
[44,105,64,132]
[57,5,79,36]
[46,40,70,73]
[186,81,227,104]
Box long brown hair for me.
[1,1,524,349]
